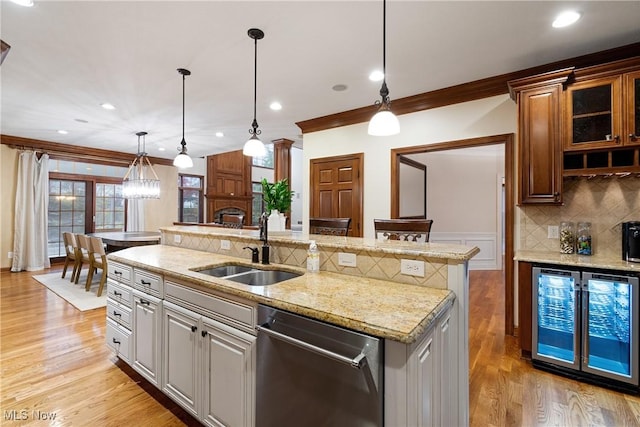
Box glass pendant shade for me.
[368,103,400,136]
[173,151,193,168]
[122,132,161,199]
[243,134,267,157]
[174,68,193,168]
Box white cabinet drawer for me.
[106,318,131,364]
[106,279,132,307]
[165,280,256,334]
[108,261,132,285]
[107,299,132,329]
[133,268,163,298]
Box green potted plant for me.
[261,178,294,231]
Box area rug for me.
[32,271,107,311]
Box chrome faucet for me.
[259,211,270,265]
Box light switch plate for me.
[401,259,425,277]
[220,240,231,250]
[338,252,357,267]
[548,225,559,239]
[173,234,181,243]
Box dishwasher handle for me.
[256,323,367,369]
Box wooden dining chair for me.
[61,232,81,281]
[74,234,92,284]
[221,214,244,229]
[374,219,434,242]
[309,218,351,236]
[86,236,107,296]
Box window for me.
[178,174,204,223]
[251,143,274,168]
[251,181,264,226]
[47,159,128,258]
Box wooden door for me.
[310,153,363,237]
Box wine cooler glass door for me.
[582,272,639,385]
[532,267,581,370]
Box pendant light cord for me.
[252,35,259,131]
[182,72,186,143]
[379,0,390,101]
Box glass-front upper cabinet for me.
[564,75,623,151]
[625,70,640,146]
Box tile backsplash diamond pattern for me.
[163,231,449,289]
[520,177,640,257]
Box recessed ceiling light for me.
[100,103,116,110]
[158,147,165,151]
[369,70,384,82]
[216,132,224,138]
[270,101,282,111]
[332,84,348,92]
[74,118,89,123]
[552,10,581,28]
[57,130,68,134]
[10,0,34,7]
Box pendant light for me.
[243,28,267,157]
[173,68,193,169]
[368,0,400,136]
[122,131,161,199]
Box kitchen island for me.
[106,226,478,426]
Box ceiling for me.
[2,1,639,161]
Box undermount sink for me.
[194,264,302,286]
[196,265,254,277]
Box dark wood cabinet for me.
[624,70,640,145]
[509,69,572,205]
[205,150,253,224]
[518,261,533,356]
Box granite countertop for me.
[515,250,640,273]
[160,225,480,261]
[108,245,455,344]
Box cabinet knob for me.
[191,325,197,333]
[201,330,208,338]
[630,133,638,140]
[139,299,150,306]
[112,338,121,345]
[113,311,121,317]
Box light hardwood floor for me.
[2,267,640,426]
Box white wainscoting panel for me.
[430,232,500,270]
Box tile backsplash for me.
[519,177,640,257]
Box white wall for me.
[301,94,517,238]
[290,147,303,230]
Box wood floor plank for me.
[3,266,640,426]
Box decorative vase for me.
[268,210,281,232]
[279,212,286,230]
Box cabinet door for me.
[625,70,640,145]
[415,327,438,427]
[162,302,200,417]
[518,84,563,204]
[565,75,623,150]
[437,312,453,427]
[132,290,162,387]
[201,318,255,427]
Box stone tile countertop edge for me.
[515,250,640,273]
[160,225,480,261]
[108,245,456,344]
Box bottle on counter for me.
[307,240,320,273]
[577,222,592,255]
[560,221,575,254]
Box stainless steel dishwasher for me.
[255,304,383,427]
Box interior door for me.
[310,153,363,237]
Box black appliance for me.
[622,221,640,263]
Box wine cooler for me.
[532,266,639,389]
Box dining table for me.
[89,231,161,252]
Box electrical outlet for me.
[338,252,357,267]
[173,234,181,243]
[401,259,425,277]
[221,240,231,250]
[7,251,13,259]
[548,225,559,239]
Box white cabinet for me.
[162,283,257,427]
[385,303,456,427]
[163,301,200,417]
[132,289,162,388]
[201,317,255,427]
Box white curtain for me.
[12,151,50,272]
[125,168,145,231]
